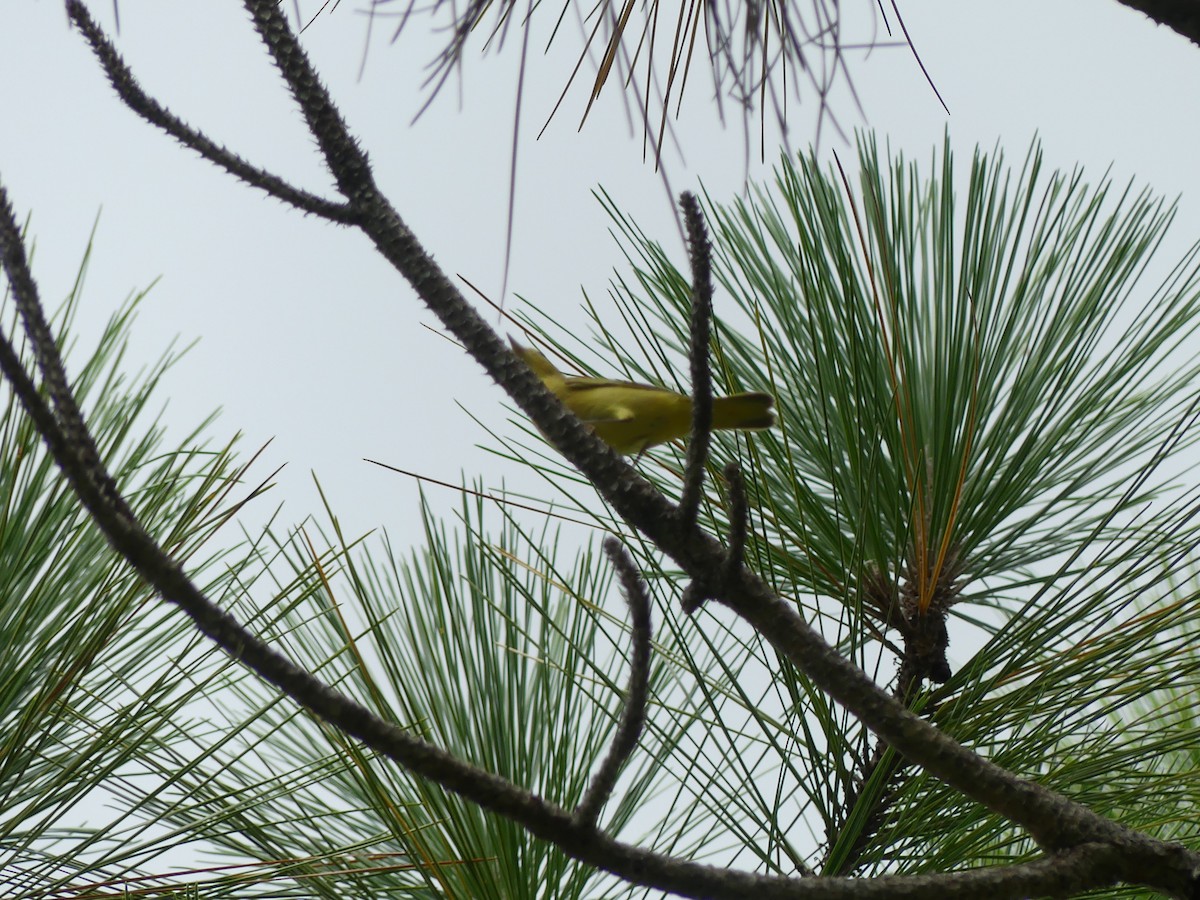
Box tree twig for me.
[678,190,715,530]
[574,537,652,828]
[67,2,358,224]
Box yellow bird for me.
[511,338,775,456]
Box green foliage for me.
[116,489,699,897]
[0,238,251,897]
[595,135,1200,614]
[509,135,1200,879]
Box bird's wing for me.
[561,380,640,424]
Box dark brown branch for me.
[46,0,1200,895]
[0,178,787,900]
[678,191,715,530]
[722,460,748,579]
[240,1,646,510]
[574,538,653,828]
[829,518,962,871]
[827,745,907,876]
[1116,0,1200,47]
[66,2,358,225]
[165,0,1200,863]
[682,461,747,616]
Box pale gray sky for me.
[2,1,1199,546]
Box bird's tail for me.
[712,393,776,431]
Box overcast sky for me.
[3,1,1199,548]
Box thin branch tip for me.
[678,192,716,527]
[723,461,748,578]
[67,1,357,223]
[575,538,652,827]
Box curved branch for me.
[574,538,653,828]
[67,2,358,224]
[678,190,715,528]
[7,174,1162,899]
[1116,0,1200,47]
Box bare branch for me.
[66,1,359,224]
[722,460,748,578]
[574,537,652,828]
[239,0,646,501]
[678,190,715,530]
[1115,0,1200,47]
[680,461,746,616]
[0,188,127,518]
